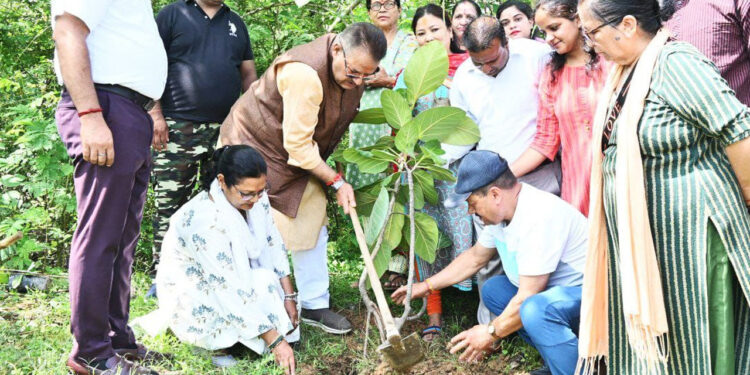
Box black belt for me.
[93,84,156,111]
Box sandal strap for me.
[421,325,442,336]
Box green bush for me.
[0,0,517,271]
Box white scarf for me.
[210,178,263,262]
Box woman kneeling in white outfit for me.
[140,145,298,374]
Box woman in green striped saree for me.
[576,0,750,374]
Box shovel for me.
[348,207,424,371]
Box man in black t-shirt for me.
[149,0,257,281]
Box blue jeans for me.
[481,275,581,375]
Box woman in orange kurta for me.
[510,0,610,216]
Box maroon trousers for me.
[56,90,152,362]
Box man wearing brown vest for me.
[220,23,387,334]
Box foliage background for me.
[0,1,541,374]
[0,0,525,272]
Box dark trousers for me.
[56,90,152,362]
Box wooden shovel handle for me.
[348,207,401,340]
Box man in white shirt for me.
[449,16,560,193]
[52,0,167,373]
[392,150,586,375]
[448,16,562,327]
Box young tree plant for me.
[334,41,480,339]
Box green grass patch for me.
[0,259,540,374]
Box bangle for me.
[284,292,298,302]
[326,172,343,187]
[425,278,436,293]
[78,108,103,118]
[268,334,284,351]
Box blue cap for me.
[444,150,509,208]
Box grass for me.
[0,250,541,375]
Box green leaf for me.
[413,169,438,205]
[9,274,22,289]
[371,150,396,164]
[381,172,402,190]
[343,149,389,174]
[404,41,449,104]
[382,208,405,252]
[1,175,25,188]
[394,120,419,155]
[397,180,425,210]
[437,230,452,249]
[422,163,456,182]
[354,183,381,216]
[414,183,425,210]
[372,237,393,279]
[365,187,389,245]
[419,140,445,157]
[361,136,395,151]
[328,147,347,163]
[413,107,466,142]
[380,90,412,130]
[441,115,482,146]
[395,88,409,101]
[404,212,439,264]
[353,107,386,124]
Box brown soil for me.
[295,308,535,375]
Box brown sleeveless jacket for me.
[220,34,363,218]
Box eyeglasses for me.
[370,1,396,11]
[341,43,380,82]
[236,187,267,201]
[582,18,619,44]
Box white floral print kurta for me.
[152,183,296,354]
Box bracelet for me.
[326,172,343,187]
[425,278,436,293]
[268,334,284,351]
[284,292,298,302]
[78,108,103,118]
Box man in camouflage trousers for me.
[148,0,257,286]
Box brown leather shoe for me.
[66,356,159,375]
[114,343,168,363]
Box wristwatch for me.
[331,178,345,191]
[486,323,500,340]
[487,323,502,350]
[327,172,345,191]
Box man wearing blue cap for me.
[392,150,587,375]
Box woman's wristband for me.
[425,278,436,293]
[284,292,298,302]
[268,334,284,351]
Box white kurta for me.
[136,181,297,354]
